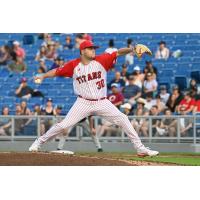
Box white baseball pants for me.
[38,97,144,150]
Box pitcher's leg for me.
[97,100,144,150]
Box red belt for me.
[78,95,107,101]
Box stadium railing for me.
[0,115,200,144]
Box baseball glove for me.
[134,44,152,59]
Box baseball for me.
[35,78,42,84]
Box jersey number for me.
[96,79,105,89]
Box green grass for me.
[77,152,200,166]
[132,156,200,166]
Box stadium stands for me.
[0,33,200,115]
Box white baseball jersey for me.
[56,52,117,99]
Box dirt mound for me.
[0,152,173,166]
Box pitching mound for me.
[0,152,175,166]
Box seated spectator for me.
[143,72,158,97]
[35,46,47,61]
[41,34,53,47]
[44,98,55,115]
[179,106,193,137]
[54,105,63,116]
[13,41,26,59]
[0,45,11,65]
[144,60,157,78]
[159,85,170,105]
[155,94,166,114]
[64,36,73,50]
[121,103,133,116]
[8,56,27,73]
[15,78,33,99]
[15,104,25,135]
[188,79,199,99]
[20,100,31,115]
[158,109,177,137]
[107,83,124,109]
[150,105,161,136]
[132,66,145,88]
[144,93,156,111]
[33,104,41,115]
[38,58,48,72]
[0,107,11,136]
[177,92,196,114]
[132,104,149,137]
[45,42,57,60]
[75,34,84,49]
[125,38,134,65]
[120,64,130,82]
[166,85,183,113]
[155,41,170,60]
[82,33,92,41]
[136,98,149,114]
[108,71,125,90]
[50,57,64,70]
[193,97,200,113]
[122,76,141,106]
[15,77,44,99]
[105,39,118,54]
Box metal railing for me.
[0,115,200,144]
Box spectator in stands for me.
[179,106,193,137]
[166,85,183,113]
[42,34,53,47]
[15,77,44,99]
[33,104,41,115]
[105,39,118,54]
[0,107,11,136]
[20,100,31,115]
[120,64,130,81]
[158,109,177,137]
[82,33,92,41]
[188,79,199,99]
[13,41,26,59]
[144,60,157,78]
[132,107,149,137]
[54,105,63,116]
[64,36,73,50]
[177,92,196,114]
[121,103,133,116]
[35,46,47,61]
[125,38,134,65]
[38,58,48,72]
[143,72,158,97]
[108,71,125,90]
[45,42,57,60]
[136,98,149,114]
[193,97,200,113]
[150,105,161,136]
[155,41,170,60]
[15,104,25,135]
[44,98,55,115]
[8,56,27,73]
[0,45,11,65]
[50,57,64,70]
[122,75,141,106]
[107,83,124,109]
[159,85,170,105]
[132,66,145,89]
[75,34,84,49]
[15,78,33,99]
[144,93,156,111]
[155,94,166,114]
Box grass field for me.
[77,152,200,166]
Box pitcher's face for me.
[82,47,96,60]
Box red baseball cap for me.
[79,40,99,51]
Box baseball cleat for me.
[29,139,41,152]
[97,148,103,152]
[137,146,159,157]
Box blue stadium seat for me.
[175,76,188,91]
